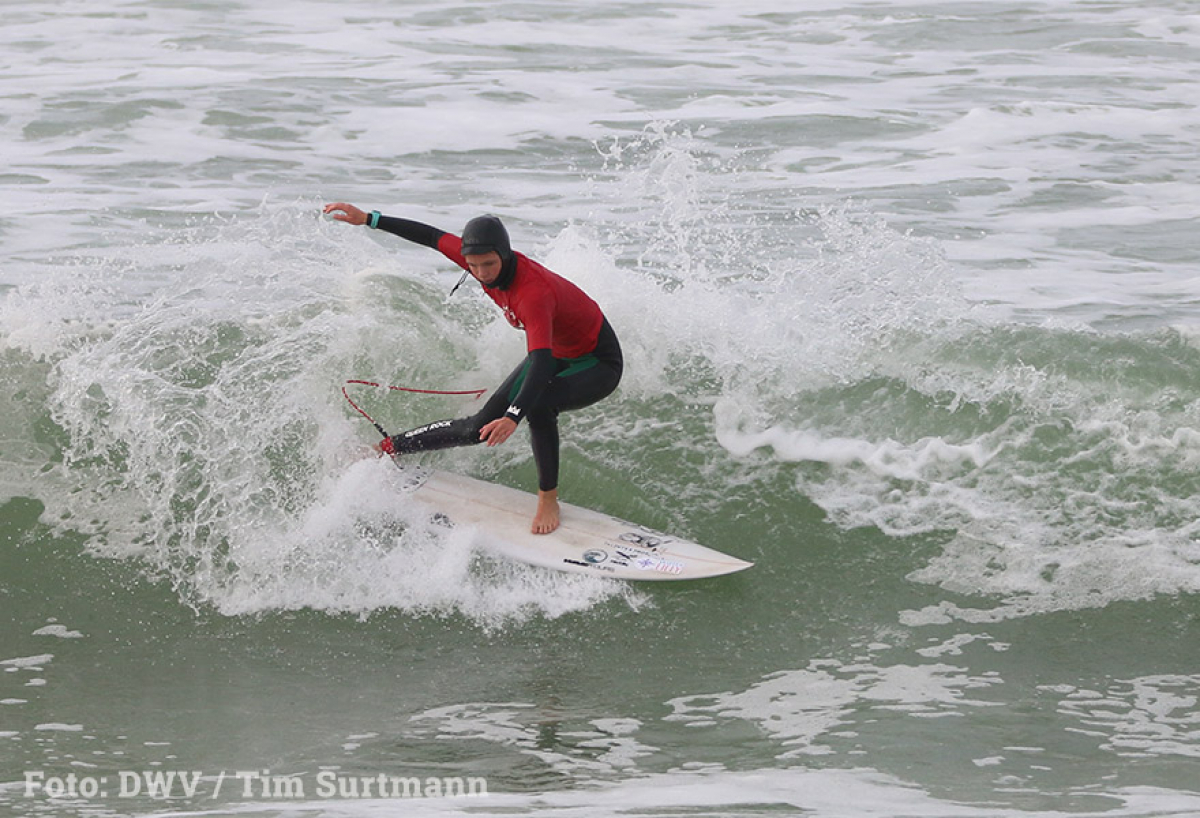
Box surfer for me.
[324,203,623,535]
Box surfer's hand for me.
[323,202,367,225]
[480,417,518,447]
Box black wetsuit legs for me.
[388,320,622,492]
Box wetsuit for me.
[374,216,623,492]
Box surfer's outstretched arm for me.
[324,202,445,249]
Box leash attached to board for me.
[341,379,486,440]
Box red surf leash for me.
[342,379,486,441]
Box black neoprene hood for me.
[460,215,513,260]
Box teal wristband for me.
[368,210,381,229]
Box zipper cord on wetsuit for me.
[448,270,470,297]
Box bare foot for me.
[532,489,560,535]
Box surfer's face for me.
[465,252,503,285]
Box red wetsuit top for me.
[436,233,604,358]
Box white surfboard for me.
[401,469,753,581]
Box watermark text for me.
[22,770,488,802]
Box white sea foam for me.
[32,624,84,639]
[4,0,1197,312]
[666,658,1004,757]
[1045,674,1200,760]
[0,654,54,670]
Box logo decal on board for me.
[619,531,671,550]
[634,556,684,575]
